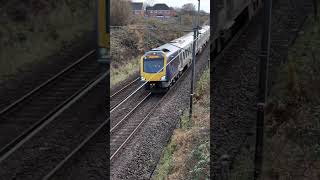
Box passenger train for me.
[140,26,210,90]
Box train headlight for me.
[141,77,145,81]
[160,76,166,81]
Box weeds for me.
[189,140,210,179]
[153,139,177,180]
[111,57,139,87]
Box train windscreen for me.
[143,58,164,73]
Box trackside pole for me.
[254,0,272,179]
[197,0,201,37]
[189,27,197,122]
[189,0,201,122]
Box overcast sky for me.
[132,0,210,13]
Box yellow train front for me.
[140,51,170,91]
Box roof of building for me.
[146,3,171,10]
[131,2,143,10]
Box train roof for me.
[148,26,210,57]
[151,32,193,56]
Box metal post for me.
[254,0,272,179]
[197,0,201,29]
[189,0,200,122]
[189,27,197,121]
[97,0,110,68]
[197,0,200,49]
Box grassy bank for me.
[153,68,210,180]
[0,0,94,79]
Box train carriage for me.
[140,26,210,91]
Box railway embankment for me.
[0,0,95,109]
[0,0,94,79]
[152,68,210,179]
[229,2,319,179]
[260,15,320,179]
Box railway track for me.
[110,77,143,111]
[212,0,313,177]
[0,48,108,179]
[0,50,100,161]
[41,74,145,179]
[23,66,146,179]
[110,93,160,160]
[109,54,195,162]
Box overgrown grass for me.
[153,68,210,180]
[0,0,94,80]
[111,57,139,87]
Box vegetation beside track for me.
[261,15,320,179]
[0,0,94,80]
[230,15,320,179]
[153,68,210,180]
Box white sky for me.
[132,0,210,13]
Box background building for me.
[146,3,176,18]
[131,2,144,16]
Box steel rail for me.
[42,115,109,180]
[110,100,160,161]
[110,77,140,98]
[0,72,102,158]
[110,83,145,113]
[44,84,149,179]
[0,50,96,116]
[110,92,151,132]
[0,71,108,163]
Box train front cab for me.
[140,51,170,91]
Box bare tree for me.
[181,3,196,15]
[110,0,131,26]
[144,0,155,7]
